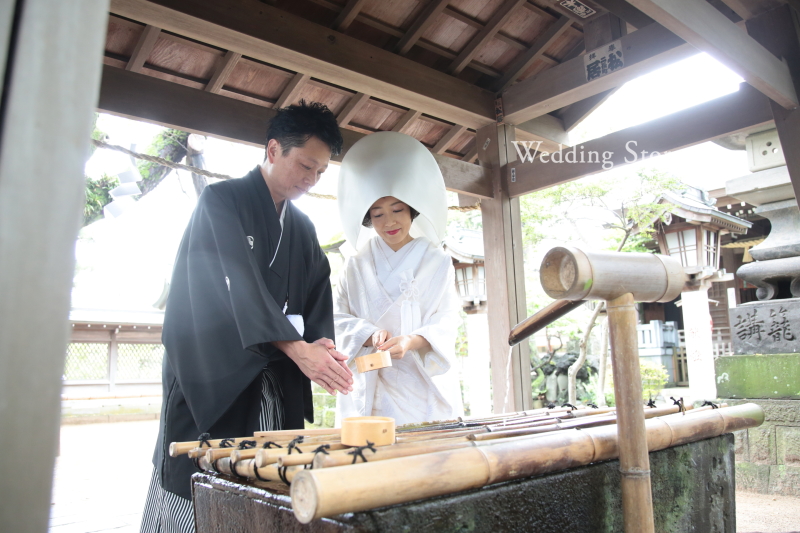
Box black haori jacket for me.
[153,167,333,499]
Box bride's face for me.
[369,196,414,250]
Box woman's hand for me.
[364,329,390,347]
[378,334,431,360]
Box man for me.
[141,101,353,533]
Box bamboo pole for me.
[607,292,654,533]
[290,403,764,523]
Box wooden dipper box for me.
[340,416,396,447]
[354,350,392,373]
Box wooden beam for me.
[501,22,694,125]
[745,5,800,203]
[432,124,466,154]
[0,1,109,532]
[126,24,161,72]
[514,113,570,153]
[396,0,450,55]
[332,0,368,31]
[477,123,531,413]
[507,84,774,197]
[97,66,493,197]
[110,0,495,129]
[626,0,799,109]
[391,109,421,133]
[273,72,309,109]
[447,0,528,75]
[591,0,654,28]
[205,50,241,93]
[492,16,572,92]
[559,89,614,131]
[337,92,370,126]
[461,145,478,162]
[558,13,627,131]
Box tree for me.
[82,125,190,227]
[520,170,680,405]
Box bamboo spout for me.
[508,299,584,346]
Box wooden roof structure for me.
[89,0,800,411]
[2,2,800,529]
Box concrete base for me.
[724,398,800,496]
[193,435,736,533]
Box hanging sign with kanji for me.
[583,40,625,82]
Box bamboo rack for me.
[289,403,763,523]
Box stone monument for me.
[716,129,800,496]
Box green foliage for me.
[137,129,189,195]
[83,174,118,226]
[605,361,669,405]
[455,310,468,358]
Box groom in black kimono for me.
[141,101,353,532]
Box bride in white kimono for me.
[334,132,463,425]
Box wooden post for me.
[746,5,800,204]
[477,123,532,413]
[606,293,655,533]
[0,1,109,532]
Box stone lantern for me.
[655,186,751,402]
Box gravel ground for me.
[737,491,800,533]
[50,419,800,532]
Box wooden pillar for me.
[0,1,109,531]
[477,123,532,413]
[746,5,800,204]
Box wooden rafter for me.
[274,72,309,109]
[432,124,467,154]
[337,92,370,126]
[492,15,572,92]
[205,50,241,93]
[626,0,798,109]
[98,66,494,197]
[395,0,450,55]
[391,109,422,133]
[501,22,694,125]
[332,0,368,31]
[507,84,773,197]
[447,0,528,75]
[308,0,561,75]
[461,145,478,163]
[591,0,654,28]
[110,0,495,129]
[126,24,160,72]
[443,5,568,62]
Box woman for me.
[334,132,463,425]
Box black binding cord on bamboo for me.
[278,436,306,484]
[670,396,686,414]
[646,398,657,408]
[192,433,212,472]
[237,440,257,449]
[701,400,720,409]
[306,444,331,470]
[561,403,577,411]
[347,441,377,464]
[219,438,235,448]
[262,441,283,449]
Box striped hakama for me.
[139,368,284,533]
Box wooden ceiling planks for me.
[101,0,592,158]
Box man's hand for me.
[274,339,353,396]
[364,329,390,348]
[378,334,431,360]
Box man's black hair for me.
[362,205,420,228]
[266,100,343,156]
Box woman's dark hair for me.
[362,204,420,228]
[266,100,343,156]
